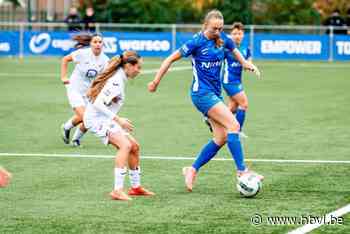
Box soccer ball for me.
[236,173,262,198]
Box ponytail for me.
[87,51,141,102]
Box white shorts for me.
[84,118,128,145]
[66,87,89,108]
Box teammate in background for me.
[0,167,11,188]
[222,22,258,138]
[60,33,109,147]
[84,51,154,201]
[148,10,263,192]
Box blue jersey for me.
[223,45,251,84]
[179,32,235,96]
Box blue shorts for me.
[191,92,223,117]
[223,82,243,97]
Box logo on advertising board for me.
[103,37,117,53]
[119,40,170,52]
[261,40,322,55]
[29,33,51,54]
[336,41,350,55]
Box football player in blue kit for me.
[222,22,258,138]
[148,10,263,192]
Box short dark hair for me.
[231,22,244,31]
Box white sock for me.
[63,118,74,130]
[72,128,85,141]
[114,167,127,191]
[129,167,141,188]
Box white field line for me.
[0,66,192,77]
[0,153,350,164]
[287,204,350,234]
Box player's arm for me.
[93,87,133,132]
[148,51,182,92]
[243,48,253,71]
[232,49,260,78]
[224,33,260,78]
[60,54,73,85]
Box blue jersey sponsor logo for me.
[200,60,221,69]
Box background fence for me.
[0,22,349,61]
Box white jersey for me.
[84,68,128,124]
[69,47,109,94]
[84,68,128,145]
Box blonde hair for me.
[202,9,224,48]
[87,50,140,102]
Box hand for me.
[116,117,134,132]
[148,80,158,92]
[244,62,261,79]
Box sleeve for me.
[222,33,236,51]
[246,47,252,60]
[70,49,83,63]
[178,35,200,57]
[92,82,122,120]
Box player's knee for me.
[239,102,248,110]
[131,142,140,154]
[213,135,227,146]
[229,105,237,113]
[228,121,240,132]
[121,141,132,153]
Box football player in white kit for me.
[60,33,109,147]
[84,51,154,201]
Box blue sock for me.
[227,133,246,171]
[235,108,246,131]
[192,140,221,171]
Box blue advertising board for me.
[0,31,19,56]
[0,30,349,61]
[253,33,330,60]
[333,35,350,61]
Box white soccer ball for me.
[236,173,262,198]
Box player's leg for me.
[192,119,226,171]
[183,118,227,191]
[126,135,154,196]
[184,94,228,191]
[108,132,133,201]
[224,83,247,134]
[207,102,246,172]
[227,96,239,114]
[71,107,88,147]
[62,114,79,144]
[231,91,248,132]
[62,90,87,144]
[208,102,264,180]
